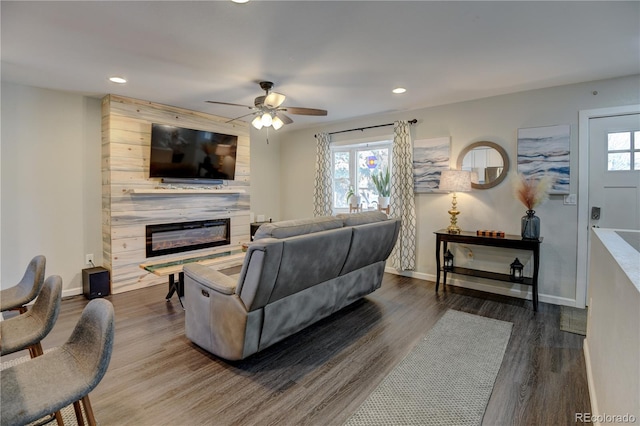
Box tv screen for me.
[149,124,238,181]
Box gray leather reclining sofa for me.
[183,211,400,360]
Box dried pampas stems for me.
[514,173,552,210]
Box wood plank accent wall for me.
[102,95,251,294]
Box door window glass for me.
[607,130,639,171]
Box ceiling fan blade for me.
[206,100,254,109]
[282,106,328,116]
[264,92,286,108]
[225,111,259,124]
[276,112,294,125]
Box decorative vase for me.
[378,196,390,209]
[521,210,540,239]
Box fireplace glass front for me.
[146,218,231,258]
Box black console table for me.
[434,229,542,311]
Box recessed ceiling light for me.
[392,87,406,94]
[109,76,127,84]
[231,0,250,3]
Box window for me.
[332,140,392,211]
[607,130,640,171]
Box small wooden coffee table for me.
[140,248,246,308]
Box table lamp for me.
[215,144,232,169]
[439,170,472,234]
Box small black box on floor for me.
[82,267,110,299]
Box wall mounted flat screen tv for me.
[149,124,238,181]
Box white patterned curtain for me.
[389,120,417,271]
[313,132,333,216]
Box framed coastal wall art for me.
[517,124,570,194]
[413,137,451,193]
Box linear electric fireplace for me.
[146,218,231,258]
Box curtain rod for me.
[316,119,417,138]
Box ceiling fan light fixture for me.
[251,116,264,130]
[261,112,273,127]
[264,92,286,108]
[272,116,284,130]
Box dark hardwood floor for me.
[2,274,591,425]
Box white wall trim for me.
[385,267,579,307]
[576,104,640,308]
[583,338,600,426]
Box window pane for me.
[356,148,389,209]
[608,132,630,151]
[608,152,630,171]
[635,152,640,170]
[334,151,350,208]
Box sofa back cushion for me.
[339,219,400,275]
[253,216,343,240]
[239,227,353,311]
[336,210,388,226]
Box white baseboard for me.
[62,287,84,299]
[384,267,579,307]
[583,338,600,426]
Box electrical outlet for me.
[85,254,94,265]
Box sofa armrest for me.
[183,263,237,295]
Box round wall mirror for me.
[456,141,509,189]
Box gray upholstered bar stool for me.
[0,255,46,314]
[0,275,62,359]
[0,299,115,426]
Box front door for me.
[586,112,640,300]
[588,113,640,229]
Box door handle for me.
[591,206,601,220]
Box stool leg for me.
[54,410,64,425]
[27,342,44,359]
[73,401,85,426]
[81,395,97,426]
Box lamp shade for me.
[214,144,232,156]
[271,115,284,130]
[251,116,263,130]
[439,170,472,192]
[261,113,273,127]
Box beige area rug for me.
[344,310,513,426]
[560,306,588,336]
[0,350,89,426]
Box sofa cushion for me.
[269,227,353,303]
[336,210,388,226]
[253,216,343,240]
[340,219,401,275]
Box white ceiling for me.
[2,1,639,131]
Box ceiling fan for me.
[206,81,327,130]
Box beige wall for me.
[1,82,102,297]
[249,130,281,223]
[278,75,640,305]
